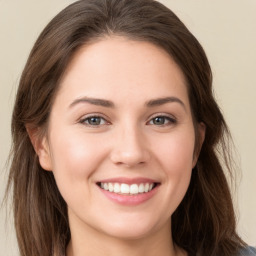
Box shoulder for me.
[237,246,256,256]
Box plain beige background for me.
[0,0,255,254]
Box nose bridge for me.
[110,121,150,167]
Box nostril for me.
[110,150,150,167]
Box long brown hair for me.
[6,0,245,255]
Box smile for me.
[98,182,157,195]
[96,177,160,205]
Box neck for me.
[66,216,186,256]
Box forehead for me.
[56,36,189,107]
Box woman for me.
[6,0,256,255]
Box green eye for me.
[149,116,176,126]
[81,116,107,126]
[87,117,102,125]
[152,116,166,125]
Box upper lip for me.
[97,177,160,185]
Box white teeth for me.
[130,184,139,194]
[108,183,114,192]
[103,183,108,190]
[138,184,144,193]
[114,183,120,193]
[120,184,130,194]
[99,182,156,195]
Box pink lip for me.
[99,186,159,206]
[97,177,160,206]
[98,177,158,185]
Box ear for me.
[26,126,53,171]
[192,122,206,167]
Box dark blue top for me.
[238,247,256,255]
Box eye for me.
[80,115,109,126]
[148,115,176,126]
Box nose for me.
[110,125,150,167]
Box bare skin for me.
[35,36,204,256]
[66,217,187,256]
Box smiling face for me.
[36,36,204,241]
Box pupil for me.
[89,117,100,125]
[154,117,165,125]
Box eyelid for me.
[78,113,110,126]
[147,113,177,125]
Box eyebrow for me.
[146,97,186,110]
[69,97,114,108]
[69,96,186,110]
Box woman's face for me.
[38,37,204,240]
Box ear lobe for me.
[26,126,53,171]
[193,122,206,167]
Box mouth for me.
[96,182,160,196]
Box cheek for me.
[155,129,195,173]
[47,130,110,211]
[153,128,195,208]
[48,129,108,182]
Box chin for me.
[98,215,166,241]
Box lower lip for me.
[98,185,159,206]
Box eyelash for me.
[79,114,176,127]
[147,114,177,126]
[79,115,109,127]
